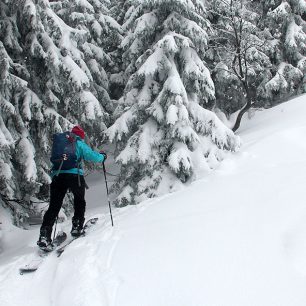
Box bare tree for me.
[208,0,272,131]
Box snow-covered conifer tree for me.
[51,0,123,116]
[107,0,241,206]
[109,0,130,25]
[262,0,306,100]
[0,0,111,223]
[108,0,137,101]
[0,1,43,222]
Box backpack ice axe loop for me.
[55,153,69,176]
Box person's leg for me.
[38,175,68,245]
[69,175,86,235]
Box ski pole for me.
[103,162,114,227]
[53,216,58,241]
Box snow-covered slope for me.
[1,94,306,306]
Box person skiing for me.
[37,125,107,249]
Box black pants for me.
[41,173,86,228]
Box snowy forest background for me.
[0,0,305,225]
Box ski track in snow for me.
[1,95,306,306]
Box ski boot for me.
[37,226,53,251]
[71,217,85,237]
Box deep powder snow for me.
[1,94,306,306]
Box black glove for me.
[99,150,107,161]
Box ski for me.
[56,217,98,257]
[19,231,67,275]
[19,217,100,274]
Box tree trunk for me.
[232,99,252,132]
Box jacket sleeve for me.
[78,141,105,163]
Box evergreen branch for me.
[0,193,31,210]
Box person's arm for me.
[78,141,105,163]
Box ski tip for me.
[19,268,38,275]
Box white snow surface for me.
[1,95,306,305]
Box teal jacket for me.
[51,137,105,177]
